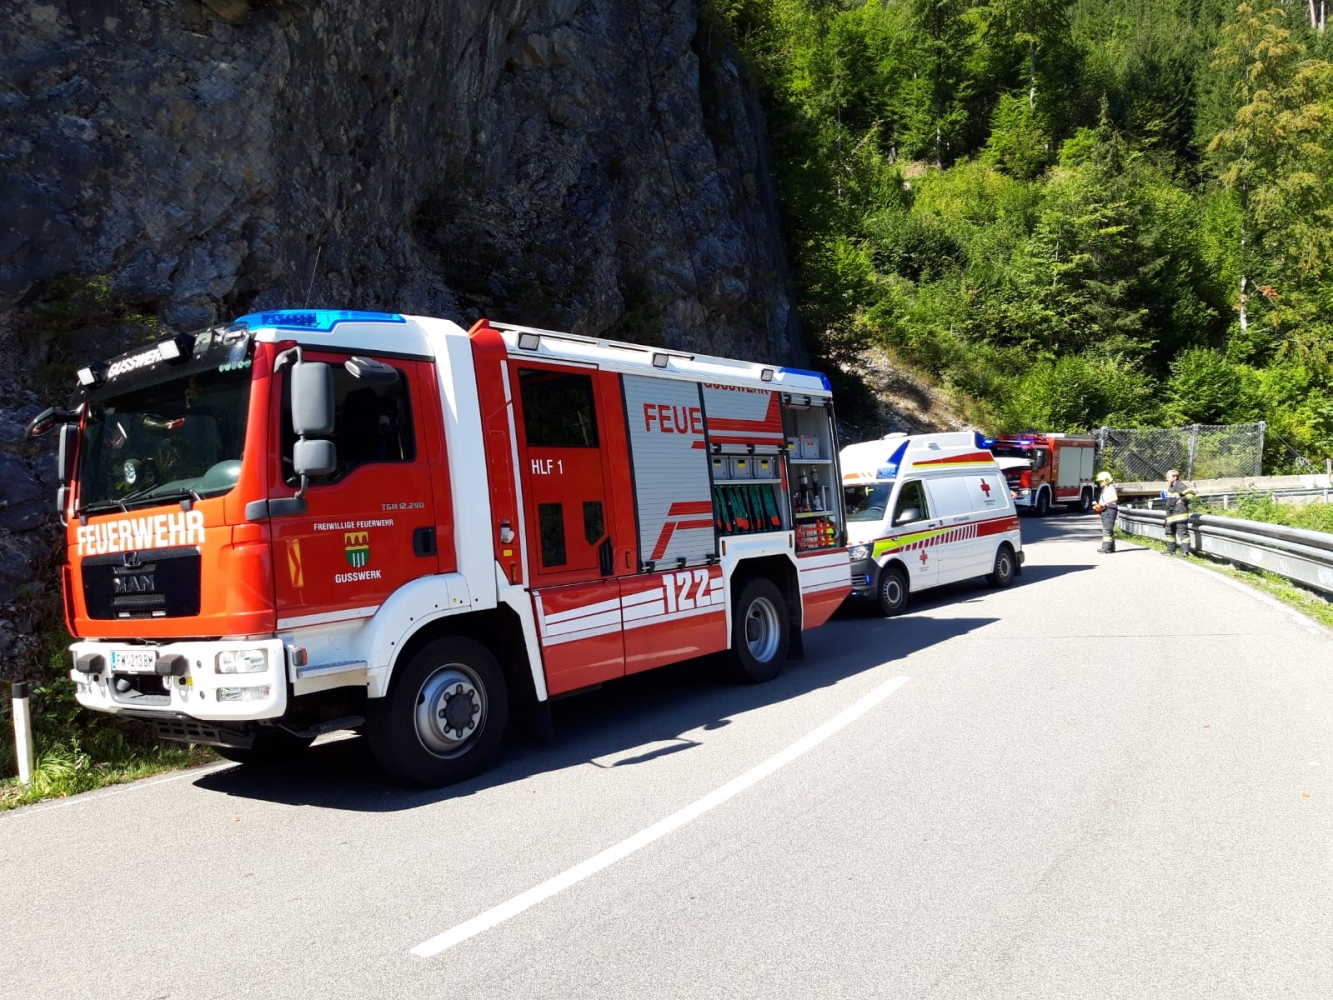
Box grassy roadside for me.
[1116,530,1333,632]
[0,744,219,811]
[2,617,218,811]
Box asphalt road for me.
[2,515,1331,1000]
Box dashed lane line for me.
[411,674,912,959]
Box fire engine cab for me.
[988,433,1098,515]
[29,310,850,786]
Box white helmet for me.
[1096,471,1113,484]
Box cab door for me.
[267,353,440,630]
[888,478,940,592]
[512,362,626,695]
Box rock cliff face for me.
[0,0,800,658]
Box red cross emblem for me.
[980,479,991,496]
[919,550,928,566]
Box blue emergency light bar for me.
[234,309,407,333]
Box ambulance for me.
[28,310,852,787]
[841,432,1023,615]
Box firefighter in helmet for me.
[1162,469,1197,555]
[1093,471,1118,553]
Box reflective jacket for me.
[1164,480,1196,522]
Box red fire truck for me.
[988,433,1098,515]
[29,310,850,786]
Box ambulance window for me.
[925,476,972,517]
[519,369,599,448]
[538,503,567,567]
[894,480,929,524]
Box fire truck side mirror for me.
[57,424,78,485]
[294,438,337,478]
[291,362,334,437]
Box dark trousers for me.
[1165,518,1190,554]
[1099,505,1118,551]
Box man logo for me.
[344,532,371,569]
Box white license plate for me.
[111,649,157,673]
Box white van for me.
[842,432,1024,615]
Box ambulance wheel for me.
[987,544,1016,588]
[729,578,789,684]
[214,730,314,766]
[1077,489,1093,514]
[1034,489,1051,517]
[368,636,509,787]
[876,565,909,617]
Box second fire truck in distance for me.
[988,433,1098,516]
[31,311,851,786]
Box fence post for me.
[1187,424,1199,480]
[1257,420,1266,475]
[11,681,34,786]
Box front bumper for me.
[69,637,288,722]
[849,557,877,599]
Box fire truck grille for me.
[112,592,166,608]
[82,547,202,620]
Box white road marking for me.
[1176,557,1332,640]
[410,673,911,958]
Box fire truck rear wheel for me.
[214,730,315,766]
[876,565,909,617]
[729,578,789,683]
[987,544,1016,588]
[1034,488,1051,517]
[368,636,509,787]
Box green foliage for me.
[982,93,1053,178]
[709,1,1333,459]
[1210,492,1333,535]
[1164,348,1258,423]
[1002,353,1158,430]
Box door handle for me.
[598,536,614,577]
[413,527,437,557]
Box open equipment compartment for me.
[709,436,788,538]
[781,392,843,552]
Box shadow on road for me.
[1018,510,1103,545]
[192,613,998,813]
[191,511,1109,811]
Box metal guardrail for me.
[1117,508,1333,596]
[1115,473,1332,500]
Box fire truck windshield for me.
[844,481,894,522]
[77,366,253,514]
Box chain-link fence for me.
[1096,423,1266,481]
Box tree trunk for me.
[1029,41,1036,109]
[1311,0,1319,31]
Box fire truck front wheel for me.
[1034,488,1051,517]
[368,636,510,787]
[729,578,790,684]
